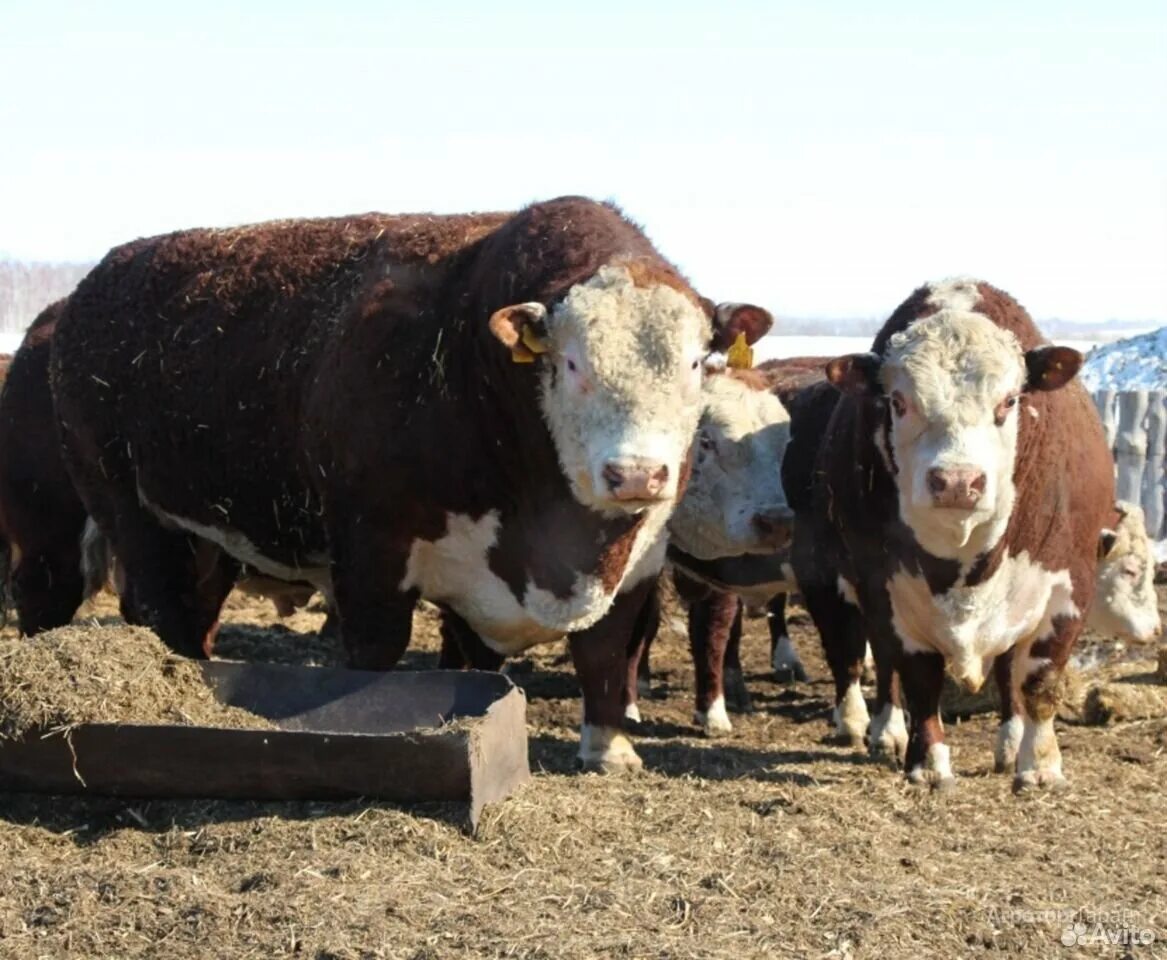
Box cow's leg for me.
[11,544,86,636]
[623,579,660,724]
[868,655,908,765]
[103,505,223,658]
[900,651,953,789]
[993,652,1023,774]
[328,515,415,670]
[679,575,738,737]
[722,602,754,714]
[768,592,808,683]
[1011,624,1077,792]
[438,609,505,671]
[801,580,868,746]
[571,579,653,773]
[191,541,240,658]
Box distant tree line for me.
[0,261,95,336]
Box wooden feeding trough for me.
[0,664,530,830]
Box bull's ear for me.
[1099,528,1118,559]
[709,303,773,352]
[825,352,882,396]
[1024,345,1081,392]
[489,302,550,363]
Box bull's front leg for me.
[570,577,655,773]
[1010,616,1079,792]
[992,652,1024,773]
[622,579,660,724]
[900,650,954,789]
[675,570,739,736]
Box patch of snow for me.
[1153,540,1167,565]
[1080,327,1167,392]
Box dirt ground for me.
[0,584,1164,960]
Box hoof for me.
[577,726,644,774]
[623,702,643,725]
[868,705,908,766]
[831,683,870,748]
[695,696,734,738]
[1013,771,1069,794]
[773,664,809,685]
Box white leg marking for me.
[1013,715,1065,790]
[771,634,808,682]
[623,702,642,724]
[695,694,733,737]
[869,703,908,761]
[578,724,643,773]
[908,742,954,786]
[832,681,869,745]
[994,714,1024,773]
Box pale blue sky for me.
[1,0,1164,323]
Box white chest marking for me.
[888,551,1077,690]
[400,508,666,656]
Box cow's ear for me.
[709,303,773,352]
[826,352,882,396]
[1099,528,1118,560]
[1024,345,1081,392]
[489,302,550,363]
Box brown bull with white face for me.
[793,278,1112,792]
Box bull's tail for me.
[80,517,113,601]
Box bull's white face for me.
[1090,503,1161,642]
[668,372,793,560]
[538,264,710,514]
[879,311,1028,558]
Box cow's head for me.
[490,262,771,513]
[1089,501,1161,642]
[827,310,1081,557]
[668,370,793,559]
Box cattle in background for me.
[53,197,767,772]
[0,301,100,633]
[792,278,1112,791]
[1089,501,1161,642]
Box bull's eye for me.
[890,391,907,418]
[994,394,1019,426]
[691,359,700,371]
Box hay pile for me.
[1082,659,1167,725]
[0,624,273,739]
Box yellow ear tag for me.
[520,325,549,355]
[726,332,754,370]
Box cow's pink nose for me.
[751,508,794,548]
[927,466,986,508]
[603,460,670,501]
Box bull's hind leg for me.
[800,579,869,746]
[94,500,229,658]
[867,654,908,766]
[437,609,505,671]
[10,544,86,636]
[677,573,739,737]
[623,578,660,724]
[768,593,809,683]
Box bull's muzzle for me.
[927,466,987,510]
[602,459,670,502]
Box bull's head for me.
[1090,501,1162,642]
[489,263,771,514]
[826,310,1080,557]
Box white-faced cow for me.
[791,278,1112,791]
[51,197,767,772]
[1088,501,1161,642]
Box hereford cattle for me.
[791,278,1112,791]
[52,196,767,771]
[1088,501,1161,642]
[0,302,101,633]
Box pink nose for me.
[751,508,794,548]
[602,460,670,501]
[927,466,987,509]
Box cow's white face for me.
[539,265,709,512]
[668,372,793,560]
[1090,502,1161,642]
[877,311,1028,556]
